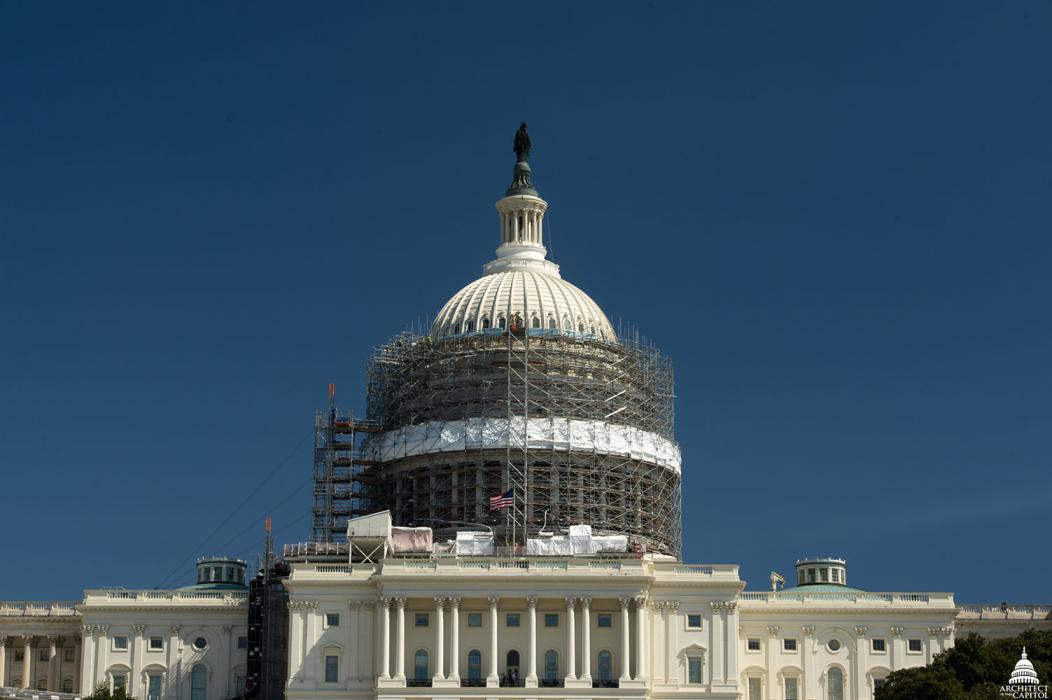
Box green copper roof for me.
[180,582,248,591]
[775,584,868,594]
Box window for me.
[872,638,886,653]
[113,636,129,651]
[563,318,572,331]
[149,637,163,651]
[506,613,520,627]
[597,651,612,681]
[147,674,162,700]
[468,612,482,627]
[806,568,816,583]
[597,613,613,628]
[748,677,762,700]
[686,614,702,629]
[784,638,798,651]
[14,651,23,661]
[326,613,340,627]
[687,656,702,684]
[747,638,761,651]
[37,679,47,691]
[531,316,541,329]
[468,650,482,680]
[497,316,506,330]
[415,613,429,627]
[237,636,248,649]
[506,650,520,674]
[113,674,128,692]
[39,648,50,660]
[908,638,923,653]
[65,648,75,662]
[874,678,888,691]
[324,655,339,683]
[453,323,461,334]
[820,568,829,582]
[785,677,799,700]
[193,637,208,651]
[466,320,475,332]
[414,650,429,681]
[191,664,207,700]
[828,638,842,652]
[481,317,491,330]
[548,317,557,329]
[63,679,74,694]
[544,650,558,680]
[827,667,844,700]
[544,613,558,627]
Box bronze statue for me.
[513,122,531,162]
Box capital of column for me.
[133,625,147,635]
[802,625,816,637]
[169,625,181,635]
[926,627,940,637]
[22,635,35,647]
[710,601,723,611]
[0,635,8,645]
[667,601,680,613]
[526,596,538,609]
[891,626,903,637]
[348,601,362,609]
[379,596,391,607]
[304,600,319,610]
[47,635,60,644]
[564,596,577,608]
[855,626,868,637]
[619,597,631,609]
[487,596,499,607]
[434,596,446,607]
[723,601,735,612]
[579,597,592,608]
[767,626,780,637]
[448,596,461,608]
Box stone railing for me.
[957,605,1052,620]
[82,590,248,606]
[0,602,79,617]
[739,591,954,606]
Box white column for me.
[565,597,577,681]
[72,635,82,695]
[166,626,180,700]
[394,597,406,682]
[709,603,723,684]
[379,598,391,680]
[132,626,146,696]
[81,628,96,695]
[634,597,648,682]
[766,626,778,697]
[723,602,736,685]
[347,601,360,683]
[487,597,499,687]
[926,628,938,664]
[449,597,461,682]
[47,636,58,690]
[526,597,538,687]
[856,627,869,700]
[305,602,318,685]
[220,625,232,696]
[0,636,8,687]
[619,598,631,681]
[802,626,816,700]
[580,598,592,682]
[890,627,903,671]
[666,602,679,684]
[21,636,32,689]
[433,597,445,682]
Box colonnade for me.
[0,634,80,691]
[499,206,544,246]
[375,595,649,689]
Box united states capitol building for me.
[2,128,1047,700]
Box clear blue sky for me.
[1,2,1049,602]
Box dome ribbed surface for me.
[431,269,616,340]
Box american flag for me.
[488,489,514,511]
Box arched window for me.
[578,322,585,333]
[548,316,557,330]
[597,651,612,681]
[414,650,429,681]
[191,665,207,700]
[827,667,844,700]
[466,319,475,332]
[36,679,47,691]
[467,650,482,680]
[544,650,558,679]
[563,317,572,331]
[453,323,461,335]
[481,317,491,330]
[62,679,74,694]
[506,650,520,672]
[590,325,596,335]
[497,316,506,330]
[531,316,541,329]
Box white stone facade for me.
[281,554,958,700]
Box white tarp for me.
[454,531,495,555]
[526,536,574,556]
[389,526,433,553]
[527,524,627,555]
[363,417,681,473]
[593,535,628,553]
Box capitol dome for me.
[1009,647,1041,685]
[430,141,615,341]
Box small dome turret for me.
[796,557,848,587]
[189,557,247,589]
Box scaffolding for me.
[361,327,682,556]
[310,388,382,543]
